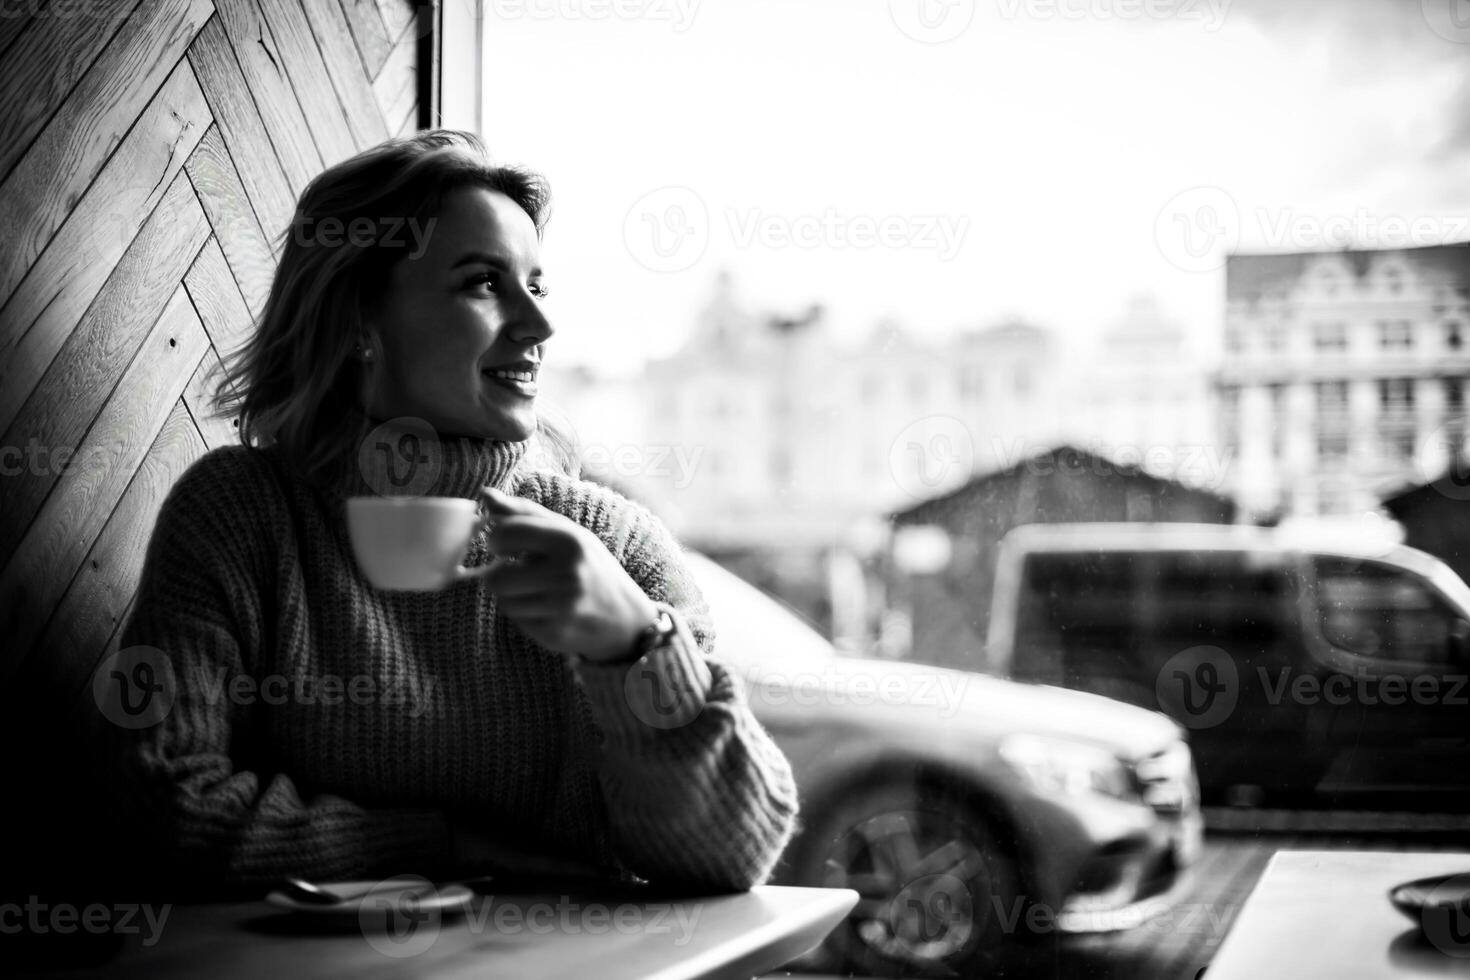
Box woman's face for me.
[361,185,552,441]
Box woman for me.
[107,129,798,895]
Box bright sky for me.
[480,0,1470,375]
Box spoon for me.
[279,876,427,906]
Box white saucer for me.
[265,877,475,918]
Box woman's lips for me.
[482,369,538,397]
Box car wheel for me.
[790,779,1025,978]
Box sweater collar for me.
[326,416,531,502]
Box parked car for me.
[985,522,1470,811]
[684,553,1204,977]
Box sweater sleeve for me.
[570,496,800,892]
[103,449,452,891]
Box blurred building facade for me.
[1218,244,1470,520]
[1069,293,1219,491]
[637,272,1068,552]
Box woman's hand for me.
[476,486,659,663]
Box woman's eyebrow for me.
[449,252,542,276]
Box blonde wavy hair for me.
[205,129,579,487]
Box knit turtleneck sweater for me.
[107,423,799,893]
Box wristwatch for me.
[620,602,678,664]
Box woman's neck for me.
[328,415,530,500]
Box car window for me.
[1312,557,1458,666]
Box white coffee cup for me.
[345,496,496,591]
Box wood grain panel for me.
[298,0,390,149]
[183,235,258,362]
[0,0,426,735]
[184,125,275,318]
[210,0,323,195]
[0,0,141,182]
[339,0,395,79]
[183,348,243,450]
[0,175,211,564]
[376,0,416,48]
[0,59,209,437]
[256,0,358,167]
[0,0,212,309]
[39,403,206,709]
[373,28,418,138]
[1,287,211,681]
[0,1,35,62]
[187,16,297,251]
[396,103,420,138]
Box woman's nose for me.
[507,292,554,345]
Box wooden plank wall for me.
[0,0,427,719]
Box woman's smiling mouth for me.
[482,366,538,397]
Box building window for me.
[1382,427,1416,461]
[1316,429,1350,458]
[1447,378,1465,415]
[1263,322,1286,352]
[1225,326,1244,354]
[1313,321,1348,352]
[1376,320,1413,350]
[1314,380,1349,416]
[1219,385,1240,451]
[1268,383,1286,458]
[1448,322,1463,351]
[1378,378,1414,414]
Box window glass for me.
[1313,557,1455,665]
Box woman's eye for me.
[466,272,499,292]
[530,282,549,299]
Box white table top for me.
[1206,850,1470,979]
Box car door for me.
[1142,549,1315,806]
[1303,556,1470,809]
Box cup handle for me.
[450,561,496,583]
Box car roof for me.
[997,522,1470,609]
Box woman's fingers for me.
[481,557,559,596]
[483,513,574,557]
